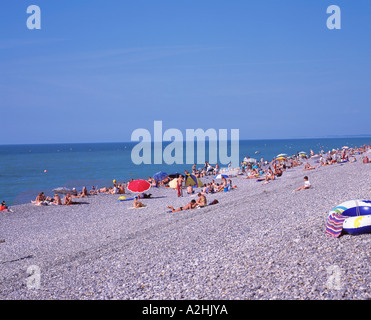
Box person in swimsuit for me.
[167,200,197,212]
[89,186,97,195]
[52,193,62,205]
[63,194,75,205]
[196,193,207,207]
[192,163,197,173]
[133,196,146,208]
[176,175,184,197]
[303,163,315,171]
[31,192,46,205]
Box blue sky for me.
[1,0,370,144]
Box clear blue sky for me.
[1,0,370,144]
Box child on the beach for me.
[187,185,194,195]
[295,176,311,191]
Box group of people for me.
[30,180,130,206]
[317,146,370,166]
[240,155,313,192]
[89,180,127,195]
[22,144,370,212]
[242,162,285,184]
[167,192,210,212]
[31,191,69,206]
[191,161,221,177]
[31,185,93,206]
[201,178,236,194]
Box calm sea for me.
[1,137,370,205]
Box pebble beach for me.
[0,159,370,300]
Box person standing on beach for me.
[177,175,184,197]
[192,163,197,173]
[215,163,220,174]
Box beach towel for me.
[128,206,147,210]
[325,212,347,238]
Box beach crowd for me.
[1,144,369,212]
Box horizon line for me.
[1,135,370,146]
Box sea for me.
[1,137,370,206]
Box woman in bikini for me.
[168,200,197,212]
[196,193,207,207]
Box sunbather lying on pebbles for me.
[167,199,197,212]
[303,163,316,171]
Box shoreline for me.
[0,149,370,300]
[2,138,371,207]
